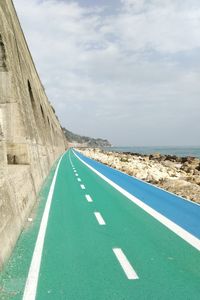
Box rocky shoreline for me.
[77,148,200,204]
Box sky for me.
[13,0,200,146]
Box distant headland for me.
[62,128,111,148]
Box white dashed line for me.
[85,194,93,202]
[77,178,81,182]
[113,248,139,280]
[94,212,106,225]
[75,174,78,177]
[69,152,73,167]
[73,150,200,252]
[80,184,85,190]
[74,170,76,173]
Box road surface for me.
[1,148,200,300]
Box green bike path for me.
[1,149,200,299]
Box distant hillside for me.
[62,128,111,147]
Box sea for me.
[103,146,200,159]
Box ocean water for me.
[103,146,200,158]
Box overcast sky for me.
[13,0,200,146]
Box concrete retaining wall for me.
[0,0,67,269]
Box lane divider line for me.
[75,174,78,177]
[94,212,106,225]
[80,184,85,190]
[74,170,76,173]
[77,178,81,182]
[23,152,65,300]
[73,150,200,252]
[113,248,139,280]
[85,194,93,202]
[69,151,73,166]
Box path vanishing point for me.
[1,1,200,299]
[1,148,200,300]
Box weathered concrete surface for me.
[0,0,67,268]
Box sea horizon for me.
[103,146,200,158]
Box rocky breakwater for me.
[77,148,200,204]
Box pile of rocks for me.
[77,148,200,204]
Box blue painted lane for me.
[74,150,200,239]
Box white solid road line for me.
[113,248,139,280]
[23,153,65,300]
[73,150,200,252]
[77,178,81,182]
[80,184,85,190]
[85,194,93,202]
[94,212,106,225]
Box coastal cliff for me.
[63,128,111,147]
[77,148,200,204]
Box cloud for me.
[115,0,200,53]
[13,0,200,145]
